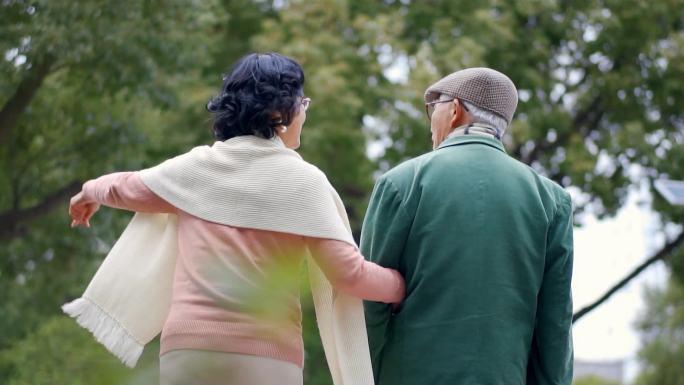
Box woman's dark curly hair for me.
[206,52,305,141]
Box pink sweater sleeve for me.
[307,238,405,304]
[82,172,176,213]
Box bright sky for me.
[571,186,670,382]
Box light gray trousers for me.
[159,350,303,385]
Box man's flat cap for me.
[424,67,518,124]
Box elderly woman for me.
[68,53,404,385]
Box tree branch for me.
[572,230,684,323]
[572,94,603,130]
[0,54,56,143]
[0,181,81,240]
[512,94,604,166]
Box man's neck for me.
[446,124,500,140]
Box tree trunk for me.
[0,54,56,143]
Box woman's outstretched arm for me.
[69,172,175,227]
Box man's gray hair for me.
[462,100,509,138]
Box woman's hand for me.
[69,190,100,228]
[391,272,405,313]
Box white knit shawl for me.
[62,135,374,385]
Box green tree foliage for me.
[0,0,220,381]
[573,375,620,385]
[250,1,395,231]
[634,278,684,385]
[365,0,684,224]
[1,0,683,384]
[1,316,160,385]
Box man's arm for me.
[361,176,411,382]
[527,193,574,385]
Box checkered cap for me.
[424,67,518,124]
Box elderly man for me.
[362,68,574,385]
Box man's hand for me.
[69,190,100,228]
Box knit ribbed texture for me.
[64,135,374,385]
[139,136,356,246]
[424,67,518,123]
[160,319,304,367]
[140,135,372,385]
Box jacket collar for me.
[436,133,507,154]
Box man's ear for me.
[449,99,462,128]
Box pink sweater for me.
[82,172,404,368]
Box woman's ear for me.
[270,112,286,132]
[271,112,282,120]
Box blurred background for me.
[1,1,683,384]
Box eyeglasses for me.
[301,97,311,111]
[424,98,468,121]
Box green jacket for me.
[362,134,573,385]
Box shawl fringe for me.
[62,297,143,368]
